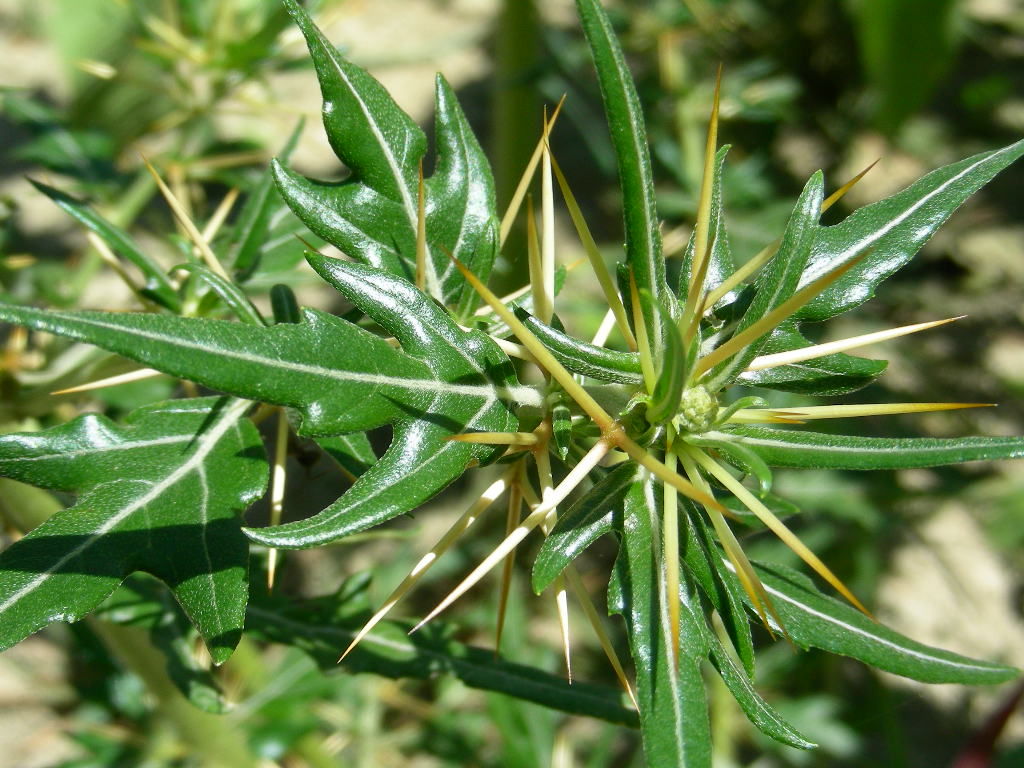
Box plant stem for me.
[88,620,260,768]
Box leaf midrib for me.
[0,399,251,616]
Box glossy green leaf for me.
[611,475,712,768]
[246,580,637,727]
[532,463,637,593]
[243,256,523,548]
[30,179,180,311]
[796,139,1024,321]
[315,433,376,478]
[226,119,304,279]
[0,398,266,664]
[274,0,498,309]
[749,561,1019,684]
[551,402,572,460]
[705,172,823,390]
[575,0,668,314]
[738,321,888,395]
[648,295,688,423]
[515,306,642,384]
[683,509,755,677]
[717,426,1024,470]
[175,263,267,326]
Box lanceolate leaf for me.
[517,306,643,384]
[738,321,887,396]
[30,179,180,311]
[748,561,1018,684]
[575,0,668,312]
[274,0,498,308]
[0,398,266,664]
[611,475,712,768]
[0,298,532,439]
[796,139,1024,321]
[243,256,522,548]
[705,172,823,390]
[717,426,1024,470]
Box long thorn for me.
[143,155,232,282]
[745,402,992,420]
[52,367,162,395]
[540,110,556,325]
[549,152,636,350]
[339,470,514,661]
[495,463,525,653]
[695,253,866,379]
[745,316,963,372]
[416,160,427,292]
[685,65,722,322]
[664,427,681,668]
[565,566,638,708]
[266,408,290,590]
[692,447,872,616]
[410,440,612,633]
[499,96,566,246]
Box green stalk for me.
[492,0,541,290]
[88,620,260,768]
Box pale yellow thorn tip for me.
[745,316,965,372]
[339,472,512,662]
[52,367,163,395]
[408,441,611,634]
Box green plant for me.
[1,1,1023,765]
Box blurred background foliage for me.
[1,0,1023,766]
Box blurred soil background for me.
[1,0,1024,766]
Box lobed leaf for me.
[611,475,712,768]
[0,398,266,664]
[796,139,1024,321]
[274,0,498,309]
[242,257,522,548]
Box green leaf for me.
[532,463,637,594]
[175,263,267,326]
[575,0,668,313]
[738,321,887,396]
[705,172,823,390]
[0,398,266,664]
[717,426,1024,470]
[648,295,688,423]
[274,1,498,307]
[683,509,755,677]
[611,475,712,768]
[245,583,637,727]
[29,179,180,311]
[315,433,376,478]
[749,561,1019,684]
[243,257,523,548]
[514,306,642,384]
[796,139,1024,321]
[226,119,304,279]
[0,303,419,436]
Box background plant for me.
[2,1,1024,768]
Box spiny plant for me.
[1,0,1023,765]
